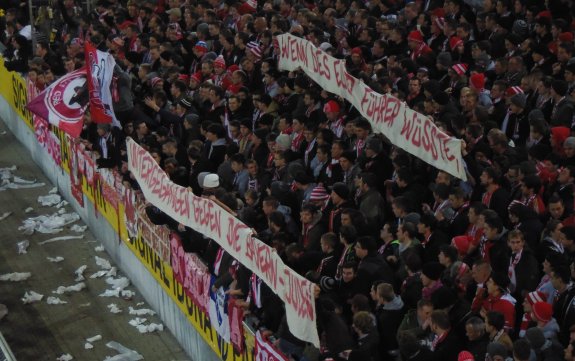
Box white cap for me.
[319,42,333,52]
[202,173,220,188]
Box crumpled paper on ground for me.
[107,304,122,314]
[104,341,143,361]
[17,240,30,254]
[38,194,61,207]
[100,289,135,299]
[22,290,44,304]
[94,245,105,252]
[24,207,33,213]
[47,256,64,263]
[56,353,73,361]
[106,277,130,290]
[0,272,31,281]
[128,307,156,316]
[49,187,58,194]
[39,235,84,245]
[74,265,87,281]
[90,270,108,279]
[87,335,102,343]
[46,296,68,305]
[0,168,45,191]
[136,323,164,334]
[0,211,12,221]
[70,224,87,233]
[20,211,80,235]
[84,343,93,350]
[53,282,86,294]
[128,318,147,326]
[95,256,112,270]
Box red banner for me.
[254,331,287,361]
[170,233,211,313]
[228,298,245,354]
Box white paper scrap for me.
[95,256,112,270]
[128,318,147,327]
[47,256,64,263]
[46,296,68,305]
[56,353,73,361]
[74,265,87,281]
[38,194,61,207]
[128,307,156,316]
[0,272,31,281]
[52,282,86,294]
[136,323,164,334]
[84,343,93,350]
[22,290,44,304]
[0,211,12,221]
[17,240,30,254]
[94,245,105,252]
[107,304,122,314]
[104,341,143,361]
[24,207,33,213]
[49,187,58,194]
[86,335,102,343]
[90,270,108,279]
[106,277,130,290]
[39,235,84,245]
[70,224,87,233]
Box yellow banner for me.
[123,232,254,361]
[0,57,33,129]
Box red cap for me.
[118,20,136,30]
[408,30,424,43]
[452,63,468,76]
[178,73,189,82]
[214,55,226,69]
[470,73,486,90]
[506,86,524,97]
[449,36,464,50]
[559,32,574,43]
[525,291,547,306]
[458,351,475,361]
[432,8,445,18]
[351,47,362,56]
[451,235,471,256]
[434,17,445,30]
[151,77,163,87]
[190,72,202,84]
[537,10,552,20]
[532,301,553,323]
[323,100,340,114]
[228,64,240,73]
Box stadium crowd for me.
[3,0,575,359]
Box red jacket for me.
[481,294,516,330]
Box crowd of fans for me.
[4,0,575,359]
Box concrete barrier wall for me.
[0,94,222,361]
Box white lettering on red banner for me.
[277,33,467,180]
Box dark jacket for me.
[375,296,405,358]
[550,97,575,128]
[432,330,462,360]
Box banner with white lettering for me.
[277,33,467,180]
[254,331,287,361]
[127,138,320,347]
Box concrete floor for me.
[0,121,191,361]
